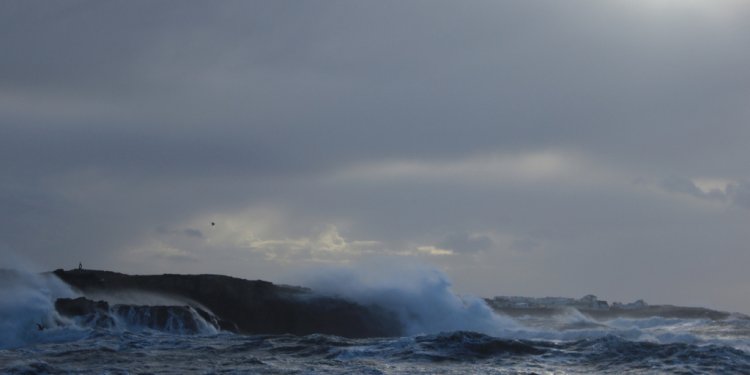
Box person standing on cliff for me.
[78,262,82,270]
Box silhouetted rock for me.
[55,297,114,328]
[485,295,742,320]
[55,296,218,333]
[53,269,402,338]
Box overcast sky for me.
[2,0,750,313]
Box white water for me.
[298,261,519,335]
[292,262,750,352]
[2,262,749,355]
[0,268,218,349]
[0,269,82,349]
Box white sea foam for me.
[291,260,750,352]
[2,259,749,355]
[0,265,220,349]
[295,260,519,336]
[0,268,83,349]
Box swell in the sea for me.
[3,329,750,374]
[2,267,750,374]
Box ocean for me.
[2,269,750,374]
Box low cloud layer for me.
[2,1,750,313]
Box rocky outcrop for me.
[55,297,114,328]
[486,295,741,320]
[55,296,217,333]
[52,269,402,338]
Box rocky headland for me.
[52,269,402,338]
[485,295,745,320]
[48,269,745,339]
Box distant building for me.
[612,299,647,309]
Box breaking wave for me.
[0,269,217,350]
[296,261,519,336]
[0,268,79,349]
[2,264,750,373]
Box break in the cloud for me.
[437,233,494,254]
[658,176,750,210]
[2,0,750,313]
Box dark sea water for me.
[3,270,750,374]
[3,327,750,374]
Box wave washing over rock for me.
[2,267,750,374]
[51,268,402,338]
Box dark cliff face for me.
[484,299,737,321]
[55,297,113,328]
[53,269,402,338]
[55,296,216,333]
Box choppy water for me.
[3,326,750,374]
[2,269,750,374]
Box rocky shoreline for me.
[485,295,745,320]
[52,269,402,338]
[49,269,745,339]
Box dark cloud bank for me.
[2,0,750,313]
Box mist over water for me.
[288,260,750,352]
[295,261,518,336]
[2,259,750,373]
[0,268,78,349]
[0,260,219,350]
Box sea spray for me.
[293,261,519,336]
[109,303,219,334]
[0,269,80,349]
[3,267,750,373]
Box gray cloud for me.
[2,1,750,313]
[183,229,203,238]
[437,233,494,254]
[510,237,541,253]
[660,176,726,201]
[727,182,750,210]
